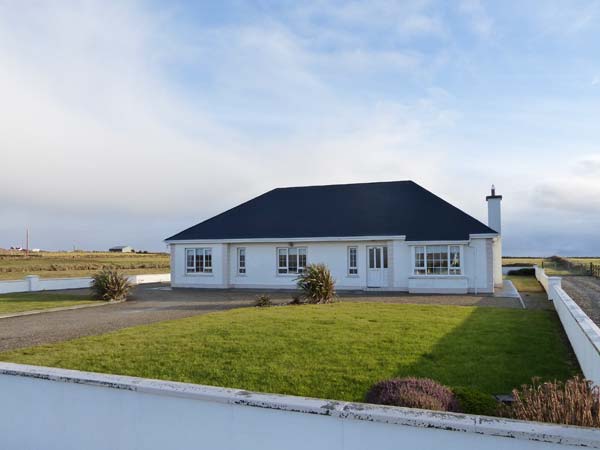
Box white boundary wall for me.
[1,362,598,450]
[0,274,170,294]
[535,266,600,385]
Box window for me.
[348,247,358,275]
[237,248,246,275]
[185,248,212,274]
[277,247,307,274]
[413,245,461,276]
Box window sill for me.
[185,272,214,277]
[346,274,360,278]
[409,275,465,279]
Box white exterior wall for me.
[1,362,598,450]
[170,237,494,294]
[535,266,600,385]
[0,274,171,295]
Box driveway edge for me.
[0,299,125,320]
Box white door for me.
[367,246,387,287]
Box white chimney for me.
[486,184,502,234]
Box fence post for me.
[24,275,41,292]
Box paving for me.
[0,284,522,352]
[562,276,600,325]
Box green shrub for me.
[507,268,535,276]
[90,268,132,301]
[295,263,336,304]
[453,387,500,416]
[289,295,303,305]
[255,294,272,307]
[508,376,600,427]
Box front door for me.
[367,246,387,287]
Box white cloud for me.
[459,0,494,38]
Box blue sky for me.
[1,0,599,254]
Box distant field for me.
[503,257,544,266]
[0,251,170,280]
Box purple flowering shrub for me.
[366,377,460,412]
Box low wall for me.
[534,266,600,385]
[0,362,598,450]
[0,274,171,294]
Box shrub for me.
[507,268,535,276]
[508,376,600,427]
[90,267,132,301]
[295,263,336,304]
[289,295,303,305]
[366,377,460,412]
[453,387,500,416]
[255,294,272,307]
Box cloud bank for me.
[0,1,599,255]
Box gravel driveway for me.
[562,276,600,325]
[0,284,520,352]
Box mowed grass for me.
[0,251,169,280]
[504,275,545,293]
[1,303,578,400]
[0,292,97,314]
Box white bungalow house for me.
[165,181,503,294]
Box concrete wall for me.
[535,266,600,385]
[170,238,494,293]
[0,274,170,295]
[1,362,598,450]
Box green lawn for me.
[0,303,578,401]
[0,292,98,315]
[504,275,545,293]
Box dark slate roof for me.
[165,181,497,242]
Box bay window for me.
[413,245,461,276]
[277,247,307,274]
[186,248,212,274]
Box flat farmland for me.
[0,251,169,280]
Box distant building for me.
[109,245,134,253]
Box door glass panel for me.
[375,247,381,269]
[369,248,375,269]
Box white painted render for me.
[0,274,171,295]
[535,266,600,386]
[1,362,598,450]
[170,236,496,294]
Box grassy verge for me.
[504,275,545,293]
[0,303,578,401]
[0,292,98,315]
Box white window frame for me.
[185,248,213,274]
[237,247,246,275]
[277,247,307,275]
[412,245,462,276]
[347,246,358,276]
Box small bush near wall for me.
[452,387,500,416]
[296,264,336,304]
[91,268,132,301]
[255,294,272,307]
[507,268,535,276]
[366,378,460,412]
[508,376,600,427]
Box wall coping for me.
[1,362,599,447]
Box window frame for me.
[412,245,462,276]
[276,247,307,275]
[347,246,358,276]
[185,248,213,275]
[237,247,246,275]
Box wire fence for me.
[542,256,600,278]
